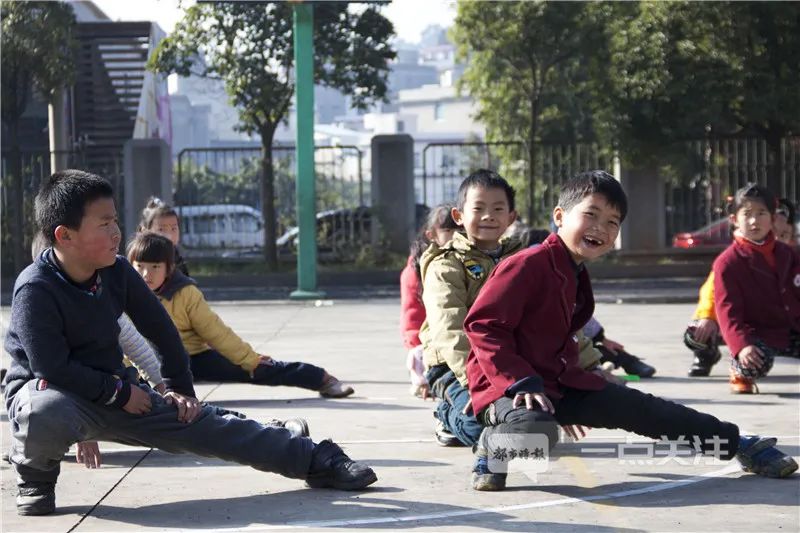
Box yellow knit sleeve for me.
[692,271,716,321]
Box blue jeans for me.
[435,377,483,447]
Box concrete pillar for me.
[122,139,172,241]
[371,134,415,254]
[619,165,666,250]
[48,88,70,171]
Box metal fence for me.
[664,136,800,244]
[1,149,124,275]
[174,145,367,260]
[420,141,611,227]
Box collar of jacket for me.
[543,233,595,331]
[157,268,197,300]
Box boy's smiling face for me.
[53,197,121,280]
[452,185,516,250]
[553,193,621,264]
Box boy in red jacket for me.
[713,184,800,393]
[463,170,797,491]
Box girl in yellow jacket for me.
[126,232,353,398]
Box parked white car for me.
[177,204,263,249]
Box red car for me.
[672,217,732,248]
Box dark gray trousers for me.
[7,379,313,484]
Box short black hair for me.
[35,169,114,246]
[557,170,628,222]
[731,183,775,215]
[139,196,179,232]
[456,169,516,213]
[777,198,796,225]
[126,231,176,274]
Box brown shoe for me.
[730,371,759,394]
[319,375,355,398]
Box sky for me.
[89,0,457,44]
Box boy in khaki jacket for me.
[419,170,523,447]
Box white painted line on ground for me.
[69,435,800,454]
[185,462,745,532]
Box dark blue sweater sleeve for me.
[10,284,126,406]
[120,259,196,397]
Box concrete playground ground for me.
[1,297,799,532]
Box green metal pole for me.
[290,2,324,299]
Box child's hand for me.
[601,338,625,355]
[513,392,554,414]
[694,319,719,343]
[76,441,101,469]
[591,367,626,386]
[123,385,152,415]
[419,382,432,400]
[257,354,274,366]
[562,425,589,441]
[163,392,201,423]
[738,345,765,370]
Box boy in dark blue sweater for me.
[4,170,377,516]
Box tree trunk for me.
[7,119,26,275]
[764,128,784,198]
[527,96,540,226]
[260,129,278,271]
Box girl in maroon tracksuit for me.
[713,184,800,394]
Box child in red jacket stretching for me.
[463,171,797,491]
[400,204,458,398]
[713,184,800,393]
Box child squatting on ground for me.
[684,197,799,380]
[712,186,800,393]
[462,170,797,491]
[400,203,459,398]
[127,231,354,398]
[4,170,377,516]
[417,170,525,447]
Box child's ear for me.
[451,207,465,227]
[53,225,71,245]
[728,213,737,227]
[508,210,517,225]
[552,206,565,228]
[424,229,434,241]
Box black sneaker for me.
[266,418,310,439]
[16,482,56,516]
[615,349,656,378]
[688,347,721,377]
[737,436,798,478]
[597,345,656,378]
[306,439,377,490]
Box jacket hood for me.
[157,268,197,300]
[420,231,523,273]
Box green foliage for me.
[149,2,395,139]
[592,1,800,166]
[1,1,77,126]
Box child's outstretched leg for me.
[8,382,376,515]
[554,384,796,479]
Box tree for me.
[1,1,77,273]
[591,1,800,190]
[149,2,395,269]
[452,1,605,225]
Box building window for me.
[397,120,405,133]
[434,103,444,121]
